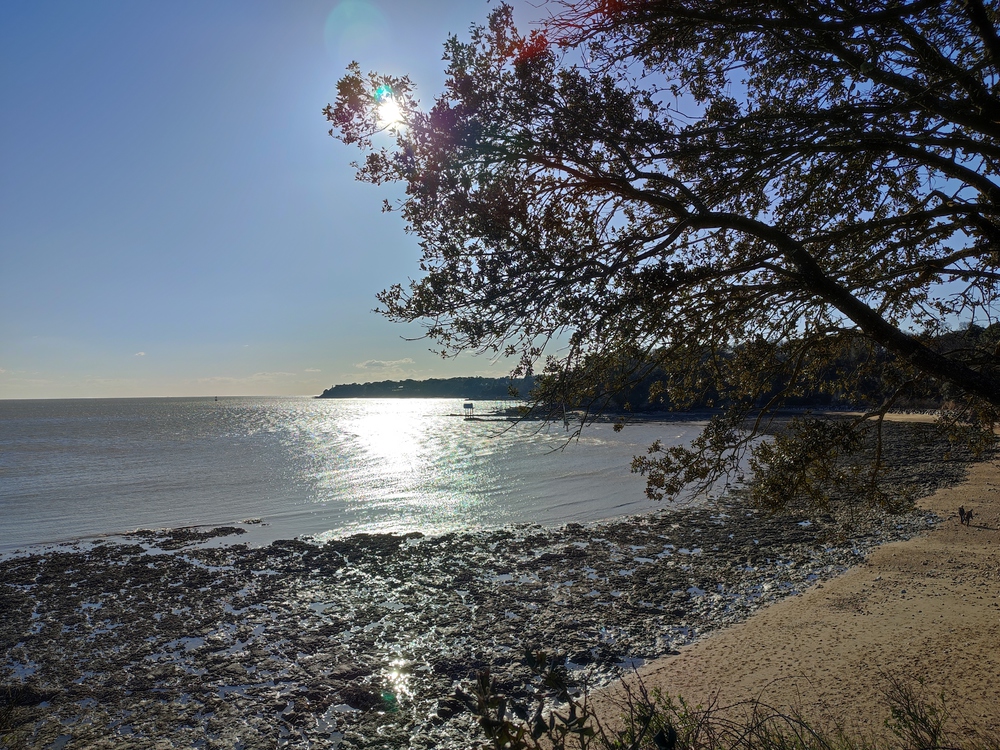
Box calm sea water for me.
[0,397,710,552]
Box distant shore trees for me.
[319,376,534,400]
[326,0,1000,510]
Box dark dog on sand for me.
[959,506,974,526]
[965,508,974,526]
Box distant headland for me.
[317,376,535,399]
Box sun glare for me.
[374,84,404,130]
[378,97,403,128]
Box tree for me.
[326,0,1000,511]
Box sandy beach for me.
[591,449,1000,738]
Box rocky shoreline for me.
[0,423,982,749]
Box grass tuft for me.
[460,651,1000,750]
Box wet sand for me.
[590,450,1000,738]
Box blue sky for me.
[1,0,540,398]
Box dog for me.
[959,506,967,525]
[964,508,974,526]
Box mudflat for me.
[591,453,1000,737]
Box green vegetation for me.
[461,651,999,750]
[327,0,1000,512]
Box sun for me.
[378,96,403,128]
[374,84,404,130]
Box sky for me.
[0,0,543,399]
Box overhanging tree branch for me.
[327,0,1000,510]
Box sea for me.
[0,397,712,554]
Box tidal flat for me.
[0,424,977,749]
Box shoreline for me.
[4,499,899,749]
[0,421,987,748]
[588,453,1000,738]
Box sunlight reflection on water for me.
[0,397,715,551]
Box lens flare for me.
[323,0,391,65]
